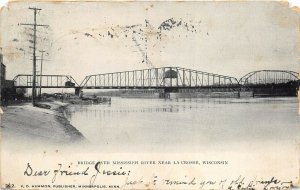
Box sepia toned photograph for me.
[0,1,300,189]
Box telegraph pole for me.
[19,7,48,106]
[39,50,45,97]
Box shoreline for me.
[1,100,86,146]
[54,103,86,143]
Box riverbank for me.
[0,100,85,147]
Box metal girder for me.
[80,67,239,89]
[13,74,79,88]
[239,70,299,86]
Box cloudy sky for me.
[1,1,299,82]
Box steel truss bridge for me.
[239,70,299,96]
[12,67,299,94]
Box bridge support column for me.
[75,87,83,96]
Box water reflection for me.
[65,97,300,152]
[65,97,298,116]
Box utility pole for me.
[19,7,48,106]
[39,50,45,97]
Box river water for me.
[65,97,300,152]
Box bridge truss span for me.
[239,70,299,86]
[13,74,79,88]
[80,67,240,90]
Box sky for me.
[1,1,300,83]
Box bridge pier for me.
[75,87,83,96]
[164,87,179,93]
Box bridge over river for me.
[12,67,300,97]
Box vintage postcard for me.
[0,0,300,189]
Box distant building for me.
[0,54,5,101]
